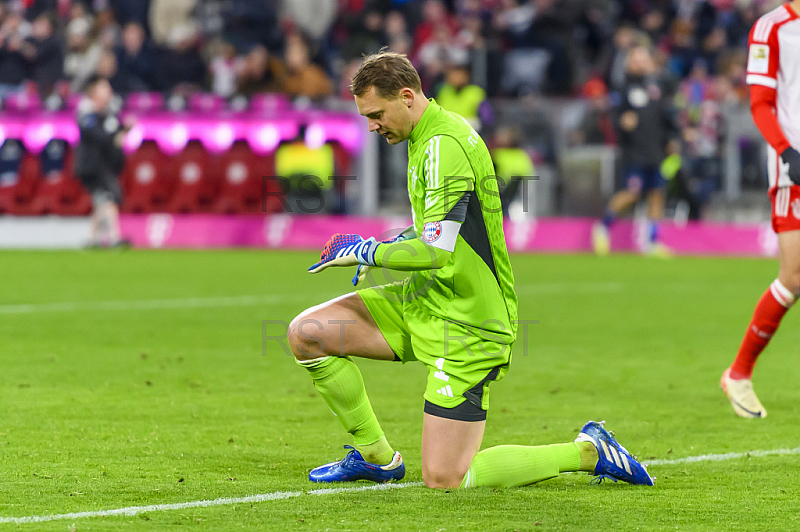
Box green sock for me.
[298,356,394,464]
[354,435,394,465]
[460,442,584,488]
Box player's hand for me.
[781,147,800,184]
[352,227,416,286]
[309,233,379,274]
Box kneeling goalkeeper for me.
[287,51,653,489]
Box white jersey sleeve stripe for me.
[433,135,440,190]
[754,8,790,42]
[746,74,778,88]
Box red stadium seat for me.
[120,141,173,213]
[212,141,279,214]
[27,150,92,215]
[166,141,220,213]
[0,153,40,215]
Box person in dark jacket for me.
[21,12,62,97]
[74,77,133,247]
[592,44,680,256]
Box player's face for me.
[354,86,412,145]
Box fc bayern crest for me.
[422,221,442,243]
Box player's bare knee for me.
[287,312,326,361]
[422,467,465,489]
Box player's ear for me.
[400,89,414,107]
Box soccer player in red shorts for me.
[721,0,800,418]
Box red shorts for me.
[770,186,800,233]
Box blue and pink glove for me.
[308,234,380,274]
[352,226,416,286]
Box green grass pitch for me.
[1,249,799,530]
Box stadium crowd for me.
[0,0,782,217]
[0,0,763,99]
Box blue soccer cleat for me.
[575,420,654,486]
[309,446,405,483]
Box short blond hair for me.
[350,50,422,99]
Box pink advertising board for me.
[120,214,779,257]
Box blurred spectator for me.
[569,78,616,146]
[490,125,535,217]
[416,22,468,92]
[280,0,337,43]
[154,22,205,94]
[385,10,412,55]
[664,17,697,79]
[113,21,155,94]
[208,39,240,98]
[435,62,488,131]
[235,44,284,96]
[94,8,121,50]
[109,0,151,28]
[148,0,197,48]
[0,10,31,96]
[674,58,723,213]
[340,8,385,61]
[281,32,332,100]
[338,57,362,100]
[23,0,68,21]
[74,77,131,247]
[413,0,459,57]
[63,16,103,93]
[95,49,119,87]
[221,0,283,53]
[640,7,672,46]
[21,11,62,96]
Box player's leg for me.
[722,227,800,418]
[288,292,396,362]
[419,414,594,488]
[416,320,652,488]
[644,186,669,256]
[593,168,642,255]
[420,414,484,488]
[288,289,405,477]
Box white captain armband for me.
[420,220,461,252]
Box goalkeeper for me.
[288,51,653,489]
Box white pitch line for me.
[0,294,301,314]
[646,445,800,466]
[4,446,800,525]
[0,482,425,524]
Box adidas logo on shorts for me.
[436,385,454,397]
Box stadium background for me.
[2,0,799,530]
[0,0,781,251]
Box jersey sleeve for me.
[419,134,475,224]
[745,15,780,89]
[746,12,792,153]
[750,84,791,153]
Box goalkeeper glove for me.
[352,226,417,286]
[781,147,800,185]
[308,233,379,274]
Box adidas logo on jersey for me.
[436,385,454,397]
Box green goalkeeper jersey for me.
[398,100,518,344]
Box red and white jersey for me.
[746,3,800,189]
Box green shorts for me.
[359,280,511,421]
